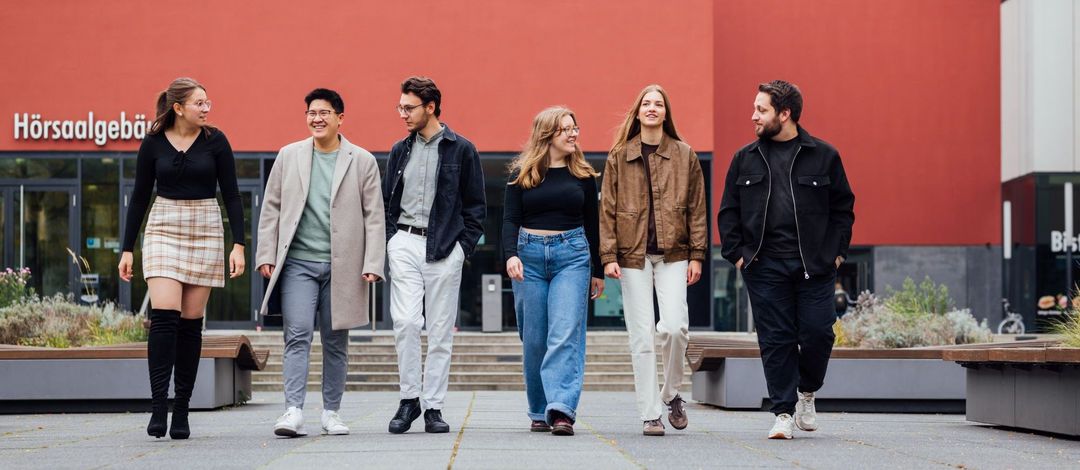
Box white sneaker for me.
[768,413,794,439]
[274,406,307,437]
[795,391,818,431]
[321,409,349,435]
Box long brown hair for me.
[509,106,598,189]
[148,77,216,135]
[610,84,681,157]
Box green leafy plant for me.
[1052,303,1080,348]
[885,276,954,316]
[0,294,146,347]
[835,288,993,349]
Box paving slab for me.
[1,391,1078,469]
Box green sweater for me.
[288,148,338,262]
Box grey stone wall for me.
[873,246,1003,322]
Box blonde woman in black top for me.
[118,77,246,439]
[503,106,604,436]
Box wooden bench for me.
[687,337,1063,373]
[0,335,268,412]
[0,335,269,370]
[941,342,1080,437]
[685,336,1055,412]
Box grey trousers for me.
[280,257,348,411]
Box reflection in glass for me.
[235,159,261,179]
[206,192,253,323]
[21,191,71,296]
[0,158,78,179]
[82,159,120,304]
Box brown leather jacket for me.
[599,134,708,269]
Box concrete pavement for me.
[1,391,1078,469]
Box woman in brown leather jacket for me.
[599,84,708,436]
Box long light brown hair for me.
[148,77,216,136]
[509,106,598,189]
[610,84,681,157]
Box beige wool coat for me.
[255,134,385,329]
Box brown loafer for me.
[643,419,665,436]
[667,394,688,430]
[530,420,551,432]
[551,417,574,436]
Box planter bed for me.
[686,337,1055,413]
[943,345,1080,437]
[0,336,268,413]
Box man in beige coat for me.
[255,89,385,437]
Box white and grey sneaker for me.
[274,406,307,437]
[795,391,818,431]
[768,413,794,439]
[321,409,349,435]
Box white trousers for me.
[620,255,690,421]
[387,231,464,410]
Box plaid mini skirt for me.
[142,197,225,287]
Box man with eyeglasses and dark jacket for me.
[382,76,486,434]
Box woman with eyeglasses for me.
[118,77,246,440]
[599,84,707,436]
[503,106,604,436]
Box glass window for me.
[81,158,121,305]
[122,157,137,179]
[235,158,260,179]
[0,158,77,179]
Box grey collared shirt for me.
[397,125,444,229]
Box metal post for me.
[1003,201,1012,322]
[1066,183,1074,300]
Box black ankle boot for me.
[146,309,180,438]
[170,317,203,440]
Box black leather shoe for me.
[424,409,450,433]
[388,398,421,434]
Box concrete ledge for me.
[0,357,251,413]
[691,357,966,413]
[960,364,1080,437]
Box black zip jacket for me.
[383,124,487,262]
[718,126,854,277]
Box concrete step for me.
[258,361,674,373]
[241,332,643,346]
[255,343,637,354]
[251,382,650,392]
[253,352,666,363]
[252,370,691,384]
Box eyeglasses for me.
[305,110,336,119]
[187,100,212,111]
[557,126,581,136]
[396,103,424,115]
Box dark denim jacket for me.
[383,124,487,262]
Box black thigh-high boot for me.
[147,309,180,438]
[170,317,203,439]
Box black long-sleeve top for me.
[502,167,602,278]
[122,130,245,251]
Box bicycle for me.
[997,298,1025,335]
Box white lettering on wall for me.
[1051,230,1080,253]
[13,112,151,147]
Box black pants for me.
[743,256,836,415]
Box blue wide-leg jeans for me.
[512,227,591,424]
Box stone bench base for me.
[0,357,251,413]
[962,364,1080,437]
[692,357,966,413]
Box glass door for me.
[206,186,260,328]
[0,185,79,297]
